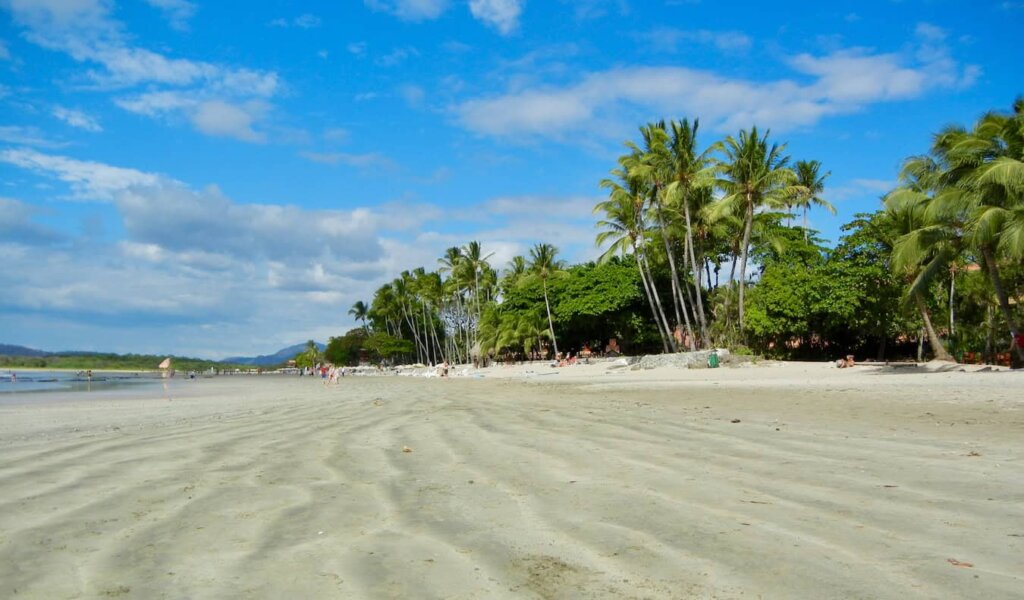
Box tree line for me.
[325,100,1023,367]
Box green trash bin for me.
[708,351,720,368]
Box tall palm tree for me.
[461,240,494,339]
[502,255,529,291]
[710,127,797,331]
[624,123,695,350]
[791,160,835,240]
[665,118,713,346]
[595,175,673,352]
[527,243,565,358]
[909,103,1024,362]
[348,300,370,334]
[884,185,957,362]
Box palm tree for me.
[461,240,494,342]
[502,255,529,291]
[527,243,565,358]
[298,339,321,368]
[906,102,1024,362]
[665,118,713,346]
[791,160,835,240]
[710,127,797,331]
[624,123,695,350]
[595,174,673,352]
[884,185,957,362]
[348,300,370,333]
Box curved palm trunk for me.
[948,270,955,338]
[636,214,677,352]
[737,194,755,332]
[653,197,695,350]
[914,292,954,362]
[634,244,671,353]
[541,279,559,358]
[981,246,1024,363]
[682,201,710,346]
[660,226,696,351]
[640,253,677,352]
[401,302,426,364]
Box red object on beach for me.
[1015,332,1024,349]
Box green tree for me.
[791,159,835,239]
[348,300,370,333]
[665,118,713,346]
[596,170,673,352]
[527,243,566,358]
[710,127,797,332]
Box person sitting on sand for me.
[836,355,856,368]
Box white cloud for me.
[560,0,629,21]
[363,0,450,21]
[294,13,321,28]
[0,38,10,60]
[323,128,349,142]
[52,105,103,132]
[0,147,163,199]
[455,29,979,139]
[639,27,752,54]
[116,92,271,142]
[829,178,896,202]
[468,0,523,35]
[375,46,418,67]
[270,13,321,28]
[0,125,68,148]
[191,100,267,142]
[3,0,280,142]
[0,196,64,245]
[142,0,196,31]
[299,151,396,170]
[399,84,425,107]
[347,41,367,56]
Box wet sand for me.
[0,363,1021,598]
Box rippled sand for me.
[1,365,1022,598]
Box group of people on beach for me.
[303,363,349,385]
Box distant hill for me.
[0,344,50,357]
[0,345,248,371]
[222,342,325,366]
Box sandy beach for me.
[1,362,1022,599]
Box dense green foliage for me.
[323,329,414,366]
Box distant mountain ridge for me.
[0,344,49,357]
[221,342,325,366]
[1,342,324,367]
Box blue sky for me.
[0,0,1020,358]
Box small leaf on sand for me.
[947,558,974,568]
[402,446,412,453]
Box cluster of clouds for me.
[3,0,280,142]
[364,0,525,35]
[455,22,980,139]
[0,147,601,356]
